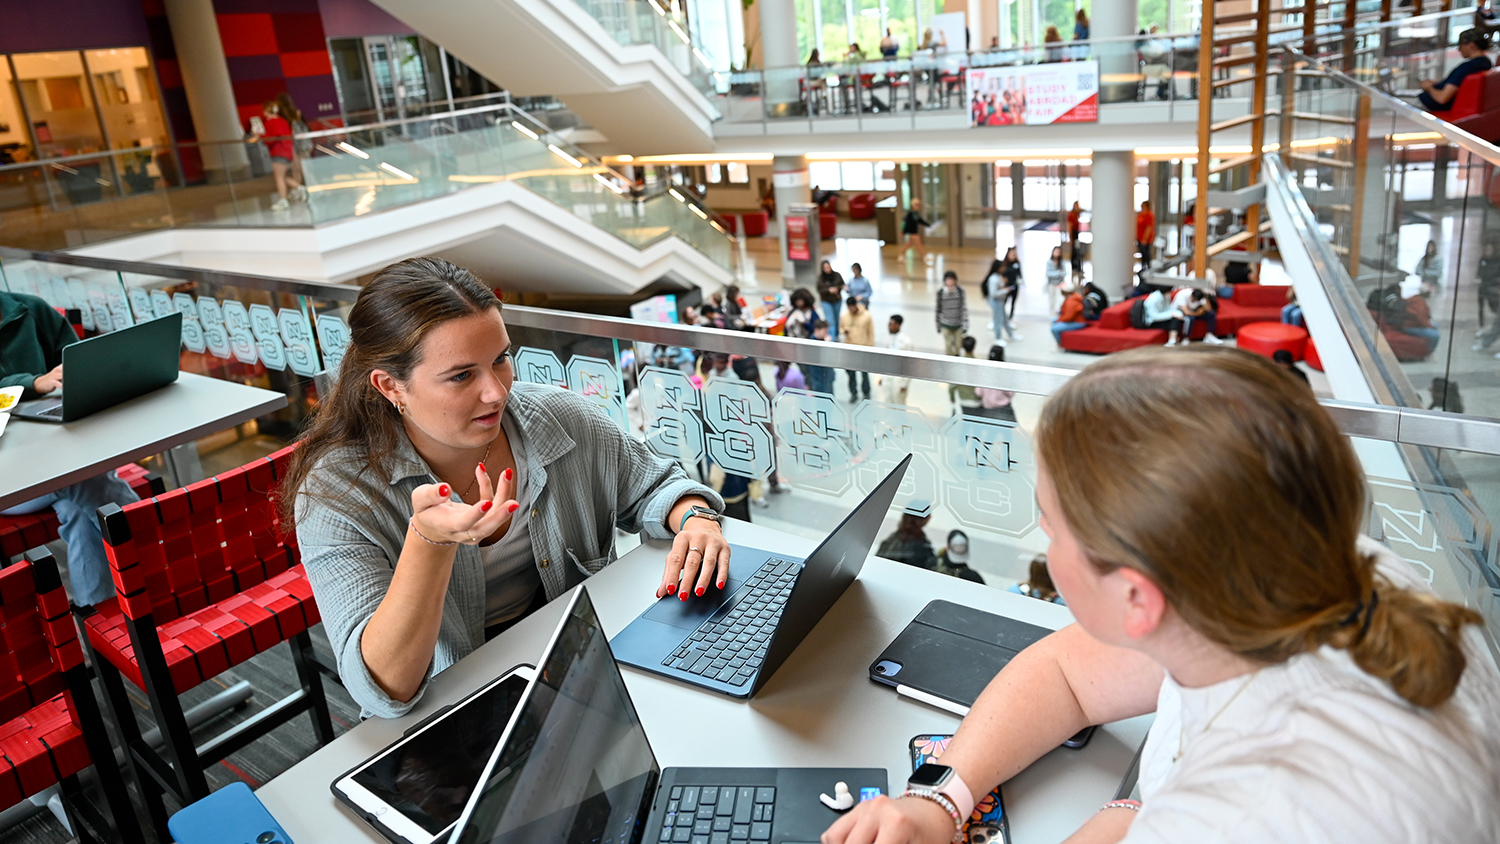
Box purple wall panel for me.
[285,75,340,119]
[0,0,150,53]
[226,53,286,81]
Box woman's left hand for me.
[659,519,731,600]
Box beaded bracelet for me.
[1101,799,1142,813]
[901,789,965,844]
[408,518,458,546]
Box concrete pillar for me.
[163,0,249,176]
[1090,150,1137,296]
[1010,161,1025,216]
[773,154,812,283]
[759,0,801,112]
[1091,0,1139,104]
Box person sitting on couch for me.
[1420,28,1493,112]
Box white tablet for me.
[330,665,536,844]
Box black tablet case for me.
[869,600,1053,707]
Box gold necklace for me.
[1174,668,1262,763]
[457,440,494,502]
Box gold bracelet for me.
[901,789,964,844]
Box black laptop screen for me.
[452,589,658,844]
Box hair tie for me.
[1338,589,1380,643]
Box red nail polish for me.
[477,462,486,473]
[508,502,520,513]
[503,468,513,481]
[438,484,450,497]
[717,580,725,590]
[480,501,493,512]
[680,591,688,602]
[696,586,705,597]
[667,583,677,595]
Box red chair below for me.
[742,211,769,237]
[848,194,876,220]
[1,465,165,560]
[1441,68,1500,122]
[820,212,837,240]
[0,549,143,844]
[720,214,738,235]
[1237,322,1309,361]
[81,445,335,841]
[1304,338,1324,372]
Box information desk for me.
[256,519,1153,843]
[0,372,286,510]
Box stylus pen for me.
[896,685,971,717]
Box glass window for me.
[84,48,169,150]
[11,51,105,157]
[841,161,875,191]
[876,160,897,191]
[0,58,30,162]
[809,160,843,189]
[708,163,723,183]
[726,162,750,183]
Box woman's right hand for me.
[409,465,518,545]
[820,795,954,844]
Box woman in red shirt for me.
[1136,200,1156,265]
[247,100,305,211]
[1051,283,1088,346]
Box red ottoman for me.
[1237,322,1308,361]
[742,211,768,237]
[848,193,875,219]
[820,212,837,240]
[721,214,738,235]
[1304,338,1323,371]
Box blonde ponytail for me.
[1330,576,1482,708]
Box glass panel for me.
[84,48,169,151]
[11,51,105,157]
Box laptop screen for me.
[451,588,658,844]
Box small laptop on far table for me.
[13,312,182,423]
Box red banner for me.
[786,216,811,261]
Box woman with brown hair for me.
[825,346,1500,844]
[282,258,728,718]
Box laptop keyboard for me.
[661,558,800,686]
[36,404,63,419]
[659,785,776,843]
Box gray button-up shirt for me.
[293,382,722,718]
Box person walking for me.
[1000,247,1023,326]
[246,99,305,212]
[817,260,847,340]
[936,271,968,355]
[903,199,931,261]
[1066,201,1084,278]
[841,296,874,402]
[1136,200,1157,267]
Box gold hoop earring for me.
[394,401,405,415]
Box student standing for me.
[1136,200,1157,265]
[879,315,915,404]
[846,263,873,306]
[841,297,874,402]
[817,260,847,340]
[936,271,968,356]
[1066,202,1084,277]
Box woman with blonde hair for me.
[824,346,1500,844]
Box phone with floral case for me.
[909,734,1009,844]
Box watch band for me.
[678,505,722,533]
[937,770,976,827]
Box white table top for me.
[0,372,287,510]
[258,518,1152,843]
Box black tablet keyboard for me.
[660,558,800,685]
[658,785,777,843]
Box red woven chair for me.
[80,445,334,839]
[1,464,164,561]
[0,549,142,844]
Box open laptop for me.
[13,312,182,423]
[611,454,911,699]
[446,587,886,844]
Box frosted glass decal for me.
[939,414,1038,537]
[772,389,852,496]
[127,289,154,324]
[149,290,174,320]
[277,308,320,377]
[512,348,568,388]
[852,402,939,512]
[222,300,258,365]
[196,296,232,359]
[704,379,775,479]
[49,278,71,312]
[315,313,350,374]
[639,366,705,464]
[173,293,206,354]
[248,304,287,371]
[86,287,112,334]
[105,287,132,331]
[567,355,628,431]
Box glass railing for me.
[0,100,734,270]
[572,0,722,111]
[3,247,1497,659]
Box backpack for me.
[1082,287,1109,320]
[1129,297,1149,329]
[1366,284,1408,329]
[980,274,992,298]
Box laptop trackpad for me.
[641,586,733,628]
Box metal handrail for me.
[9,246,1500,455]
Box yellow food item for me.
[0,394,14,411]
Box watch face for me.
[909,763,952,788]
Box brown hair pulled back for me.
[1036,346,1480,708]
[279,257,499,522]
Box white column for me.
[1090,150,1137,296]
[773,154,812,282]
[759,0,801,108]
[163,0,249,176]
[1090,0,1138,103]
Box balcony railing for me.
[2,245,1496,659]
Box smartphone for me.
[170,781,291,844]
[908,735,1010,844]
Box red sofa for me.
[1216,283,1288,335]
[1059,300,1168,354]
[1445,68,1500,142]
[848,193,876,220]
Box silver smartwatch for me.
[678,504,722,533]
